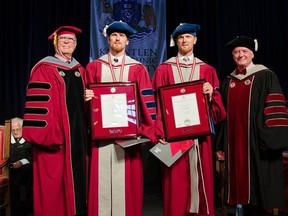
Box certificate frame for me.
[89,82,139,140]
[158,79,213,142]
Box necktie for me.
[183,57,189,62]
[114,58,118,63]
[15,139,20,146]
[235,68,247,75]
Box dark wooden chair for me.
[0,120,11,216]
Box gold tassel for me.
[53,33,57,46]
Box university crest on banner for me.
[90,0,167,78]
[113,0,142,28]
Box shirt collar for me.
[110,53,124,63]
[178,53,194,61]
[11,135,25,144]
[237,62,255,71]
[55,54,73,63]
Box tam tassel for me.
[170,36,175,47]
[254,39,258,52]
[53,33,57,46]
[103,25,108,38]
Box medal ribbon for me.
[176,56,196,82]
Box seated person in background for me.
[10,117,32,206]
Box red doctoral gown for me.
[216,65,288,209]
[23,56,87,216]
[152,56,226,216]
[85,54,157,216]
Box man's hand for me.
[159,138,168,145]
[203,82,213,99]
[85,89,94,101]
[11,160,23,169]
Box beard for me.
[178,45,193,55]
[110,43,125,53]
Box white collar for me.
[11,135,25,144]
[55,54,73,63]
[178,53,194,61]
[110,53,124,63]
[237,62,255,71]
[246,62,255,71]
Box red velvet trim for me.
[0,176,9,185]
[227,78,251,204]
[266,93,285,103]
[0,159,8,168]
[58,31,76,36]
[266,118,288,127]
[264,106,288,115]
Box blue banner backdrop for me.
[90,0,166,78]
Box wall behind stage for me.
[166,0,288,88]
[1,0,288,124]
[0,0,91,124]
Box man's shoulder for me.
[163,56,176,64]
[125,55,143,65]
[86,55,108,68]
[92,54,109,63]
[32,56,54,69]
[33,56,82,71]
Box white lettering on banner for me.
[90,0,167,78]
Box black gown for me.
[216,64,288,209]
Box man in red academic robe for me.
[152,23,226,216]
[216,36,288,215]
[23,26,88,216]
[85,21,157,216]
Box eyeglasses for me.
[57,36,76,43]
[12,128,22,132]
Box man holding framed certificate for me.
[85,21,157,216]
[152,23,226,216]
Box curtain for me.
[1,0,288,123]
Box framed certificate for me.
[89,82,139,140]
[158,79,213,142]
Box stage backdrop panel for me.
[90,0,166,78]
